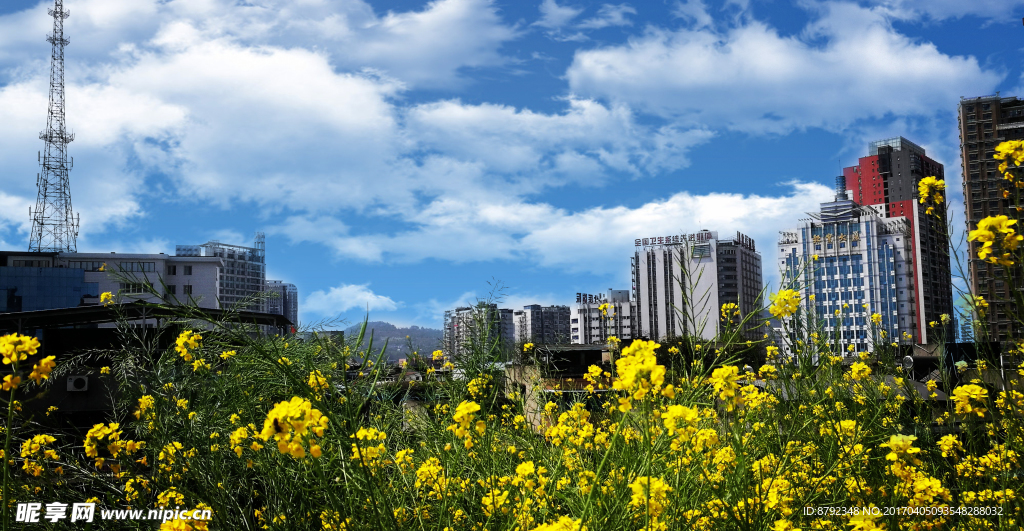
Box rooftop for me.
[869,136,925,156]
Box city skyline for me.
[0,0,1021,328]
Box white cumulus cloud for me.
[304,283,400,316]
[535,0,583,30]
[577,4,636,30]
[566,1,1002,134]
[273,180,838,298]
[863,0,1024,21]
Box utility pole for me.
[29,0,79,253]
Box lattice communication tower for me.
[29,0,79,253]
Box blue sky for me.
[0,0,1021,328]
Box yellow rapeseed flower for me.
[994,140,1024,167]
[308,370,329,392]
[937,434,962,458]
[174,330,201,362]
[528,516,587,531]
[612,339,666,402]
[135,395,155,420]
[709,365,743,412]
[259,396,329,459]
[628,476,672,518]
[27,356,57,384]
[849,362,871,380]
[952,384,988,417]
[917,176,945,213]
[969,215,1021,265]
[881,434,922,469]
[768,289,800,319]
[3,374,21,391]
[1,333,40,365]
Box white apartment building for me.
[176,234,267,312]
[443,303,515,358]
[571,289,636,345]
[777,182,916,355]
[57,252,223,310]
[632,230,763,341]
[513,305,571,345]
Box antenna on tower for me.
[29,0,79,253]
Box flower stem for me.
[2,387,16,531]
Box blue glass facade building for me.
[0,266,98,312]
[777,182,917,355]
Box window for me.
[118,262,155,273]
[120,282,152,294]
[13,260,51,267]
[167,265,177,275]
[184,266,193,276]
[183,285,193,295]
[167,285,176,295]
[67,261,103,271]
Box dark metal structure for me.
[29,0,80,253]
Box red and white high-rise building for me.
[842,137,954,344]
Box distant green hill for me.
[345,321,443,361]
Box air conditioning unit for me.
[67,376,89,392]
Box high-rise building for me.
[571,289,637,345]
[632,230,762,341]
[443,303,514,358]
[284,283,298,327]
[176,233,267,312]
[957,94,1024,342]
[266,280,299,327]
[778,179,916,354]
[514,304,570,345]
[842,137,954,344]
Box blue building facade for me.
[777,187,917,355]
[0,259,98,313]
